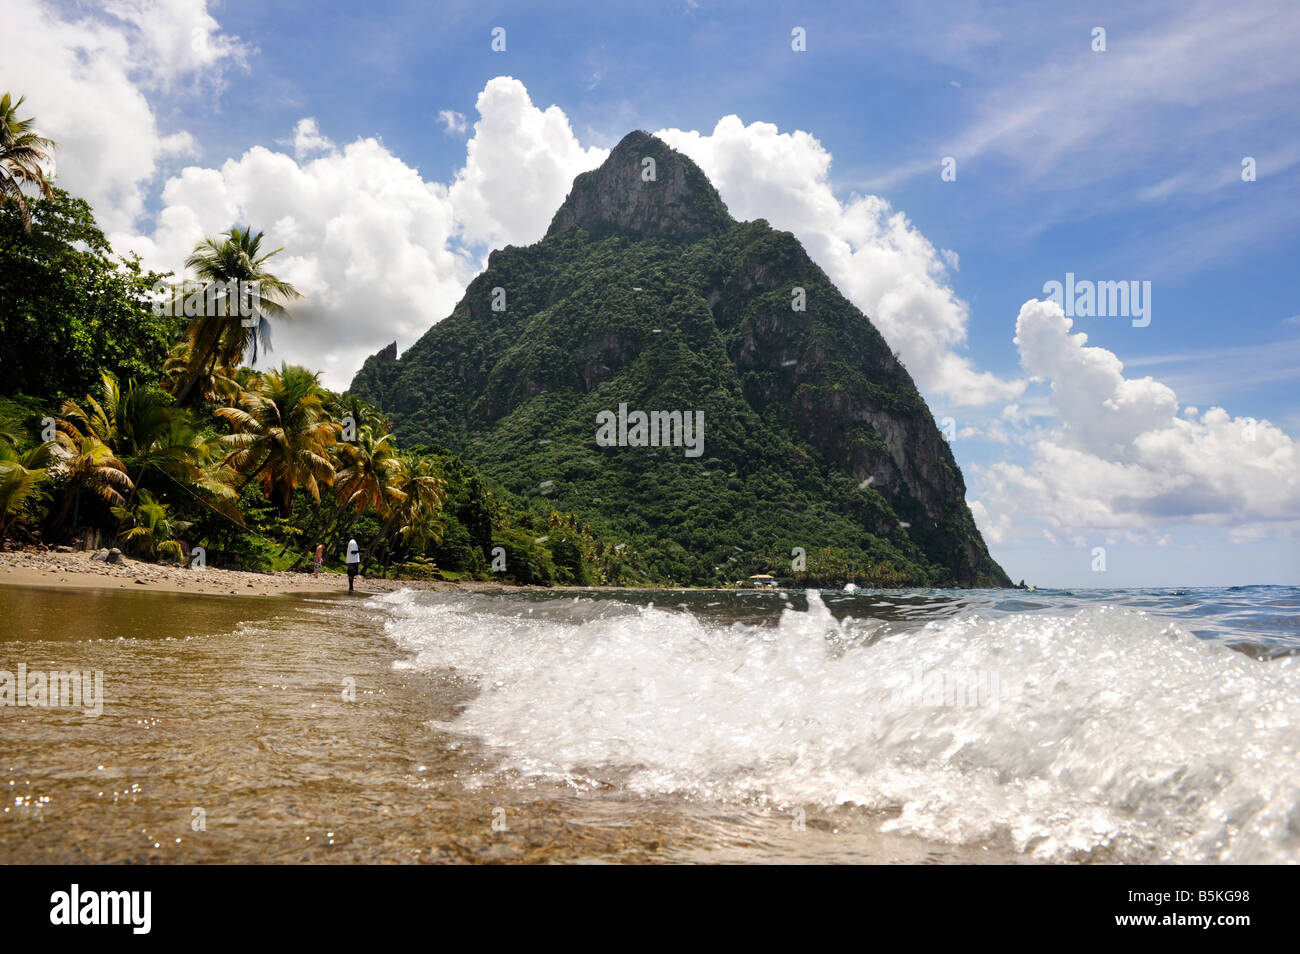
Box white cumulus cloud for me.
[0,0,247,232]
[112,77,609,389]
[448,77,607,249]
[975,299,1300,542]
[656,116,1023,407]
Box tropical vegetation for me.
[0,92,649,585]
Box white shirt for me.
[346,540,360,564]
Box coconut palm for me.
[335,426,402,519]
[50,383,133,527]
[112,378,241,524]
[57,370,239,531]
[111,490,191,561]
[110,374,202,476]
[47,432,132,528]
[0,433,55,548]
[144,414,242,516]
[173,227,302,407]
[215,363,335,511]
[390,456,447,550]
[360,454,446,569]
[161,340,243,408]
[0,92,56,232]
[285,420,400,568]
[329,392,391,439]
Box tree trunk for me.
[237,451,272,493]
[173,343,220,408]
[360,510,400,574]
[50,483,79,528]
[121,462,150,513]
[288,500,349,570]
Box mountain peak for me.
[352,130,1012,588]
[545,131,734,242]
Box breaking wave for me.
[375,587,1300,862]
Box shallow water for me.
[1,583,1297,863]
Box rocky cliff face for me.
[351,131,1011,587]
[545,131,734,242]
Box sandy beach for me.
[0,548,523,598]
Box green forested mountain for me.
[351,131,1010,587]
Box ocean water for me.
[2,582,1296,863]
[375,585,1300,863]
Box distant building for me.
[748,573,778,588]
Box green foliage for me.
[0,188,176,400]
[0,430,54,547]
[0,394,45,448]
[491,526,557,585]
[111,489,190,562]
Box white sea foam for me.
[375,588,1300,862]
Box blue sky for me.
[5,0,1298,586]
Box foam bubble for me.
[378,589,1300,862]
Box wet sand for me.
[0,581,1016,864]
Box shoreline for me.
[0,549,1044,599]
[0,548,526,598]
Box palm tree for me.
[215,363,335,511]
[173,227,302,407]
[47,432,132,528]
[111,490,191,562]
[360,454,446,571]
[335,425,402,519]
[0,433,55,548]
[390,456,447,551]
[55,370,239,534]
[51,384,134,527]
[329,392,391,439]
[0,92,56,232]
[98,371,241,524]
[287,421,396,564]
[161,340,243,409]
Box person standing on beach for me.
[346,538,360,593]
[313,543,325,577]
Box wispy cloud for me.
[941,4,1300,190]
[1116,337,1300,402]
[437,109,468,135]
[860,2,1300,278]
